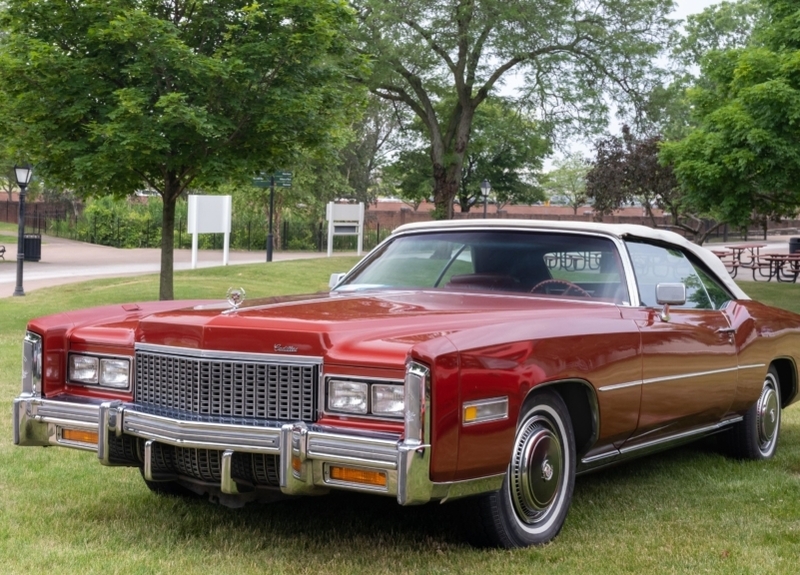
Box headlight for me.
[372,384,405,416]
[69,354,130,389]
[328,380,369,414]
[99,359,131,388]
[327,378,405,418]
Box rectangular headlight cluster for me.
[327,378,405,418]
[68,354,131,389]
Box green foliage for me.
[0,0,366,298]
[459,101,550,211]
[337,96,403,205]
[661,0,800,229]
[356,0,676,216]
[385,99,550,212]
[78,196,164,248]
[383,148,433,209]
[542,153,590,215]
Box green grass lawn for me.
[1,263,799,573]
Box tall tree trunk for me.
[431,107,474,219]
[159,189,176,300]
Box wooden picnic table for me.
[720,243,766,279]
[711,247,739,278]
[758,254,800,283]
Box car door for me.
[619,240,739,448]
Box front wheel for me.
[469,390,576,548]
[724,366,781,460]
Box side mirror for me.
[329,273,346,290]
[655,283,686,322]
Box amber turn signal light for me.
[61,429,99,445]
[329,466,387,487]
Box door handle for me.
[716,327,736,341]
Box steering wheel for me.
[530,279,592,298]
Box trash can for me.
[790,237,800,254]
[23,234,41,262]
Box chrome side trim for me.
[134,342,323,366]
[599,364,758,393]
[397,361,432,505]
[579,416,743,472]
[598,381,642,392]
[641,366,739,385]
[619,417,743,455]
[22,332,42,394]
[739,363,767,370]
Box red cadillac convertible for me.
[13,220,800,548]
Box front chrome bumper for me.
[13,393,498,505]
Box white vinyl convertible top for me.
[392,219,750,300]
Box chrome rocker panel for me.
[13,394,503,505]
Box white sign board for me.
[326,202,365,257]
[187,195,232,268]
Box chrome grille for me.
[142,441,280,486]
[134,346,319,422]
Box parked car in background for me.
[14,220,800,548]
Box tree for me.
[0,0,363,299]
[587,125,722,243]
[542,154,590,216]
[386,99,550,213]
[660,0,800,229]
[338,96,405,206]
[586,127,664,219]
[382,148,432,210]
[674,0,764,69]
[457,101,549,212]
[641,0,764,140]
[354,0,676,219]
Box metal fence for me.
[1,201,394,253]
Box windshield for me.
[335,230,629,303]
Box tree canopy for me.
[542,153,589,216]
[0,0,363,299]
[660,0,800,229]
[354,0,676,218]
[384,99,549,212]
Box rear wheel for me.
[469,390,576,548]
[725,366,781,460]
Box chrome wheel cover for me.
[509,414,564,526]
[756,373,780,452]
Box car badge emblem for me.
[274,344,299,353]
[541,459,554,482]
[226,287,246,311]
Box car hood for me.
[69,290,623,371]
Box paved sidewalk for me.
[0,234,334,298]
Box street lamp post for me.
[480,179,491,219]
[266,175,275,262]
[13,164,33,297]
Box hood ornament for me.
[225,287,246,312]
